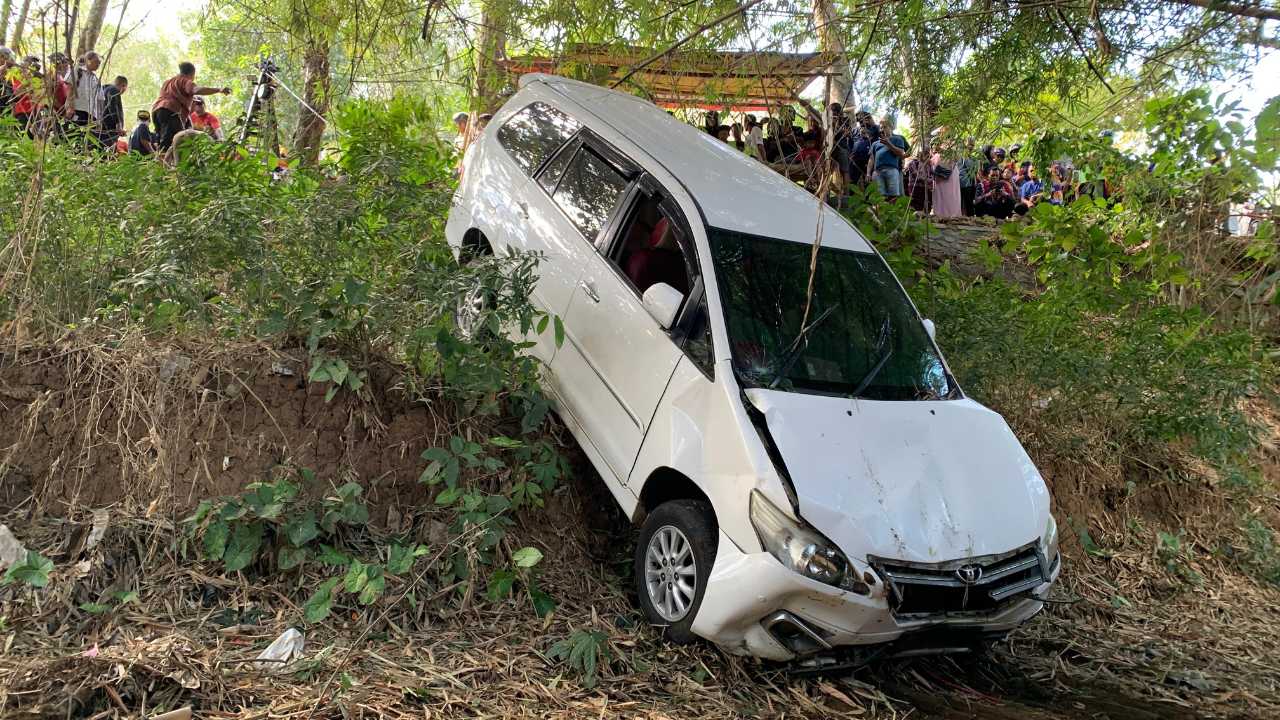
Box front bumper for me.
[691,532,1058,661]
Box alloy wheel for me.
[454,283,488,341]
[644,525,698,622]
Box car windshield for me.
[709,227,954,401]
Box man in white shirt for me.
[743,114,766,160]
[69,52,104,134]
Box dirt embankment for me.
[1,337,450,518]
[3,337,1280,719]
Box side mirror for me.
[922,318,936,341]
[642,283,685,330]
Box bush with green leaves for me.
[417,433,566,615]
[186,469,371,573]
[915,274,1264,463]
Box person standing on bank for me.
[867,116,909,200]
[99,75,128,147]
[68,52,104,145]
[152,62,231,152]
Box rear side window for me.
[496,102,580,175]
[553,149,629,241]
[537,144,576,194]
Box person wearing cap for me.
[129,109,156,156]
[1007,143,1022,171]
[189,97,224,140]
[152,61,231,152]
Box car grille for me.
[869,544,1053,617]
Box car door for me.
[553,167,695,483]
[488,101,589,363]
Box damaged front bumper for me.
[691,531,1060,662]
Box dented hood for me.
[745,389,1050,564]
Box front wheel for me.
[453,281,492,342]
[453,239,495,342]
[634,499,717,643]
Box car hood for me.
[745,389,1050,564]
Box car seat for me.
[625,217,689,296]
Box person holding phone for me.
[867,116,909,200]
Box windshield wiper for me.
[851,315,893,398]
[767,303,840,390]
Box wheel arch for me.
[460,228,493,261]
[633,466,716,528]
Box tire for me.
[454,237,495,342]
[634,499,718,644]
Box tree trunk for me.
[9,0,30,50]
[899,25,939,156]
[472,0,509,112]
[812,0,851,106]
[292,42,331,166]
[76,0,108,56]
[0,0,13,48]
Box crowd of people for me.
[699,102,1104,220]
[1,48,232,161]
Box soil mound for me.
[1,336,445,517]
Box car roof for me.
[525,74,874,254]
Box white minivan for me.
[446,74,1059,664]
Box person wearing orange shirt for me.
[189,97,223,140]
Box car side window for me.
[537,143,577,194]
[496,102,581,176]
[682,297,715,377]
[610,191,694,300]
[552,148,629,242]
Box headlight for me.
[750,490,867,593]
[1042,515,1060,565]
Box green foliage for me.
[417,431,565,614]
[79,590,140,615]
[548,630,611,688]
[917,276,1263,462]
[186,471,435,623]
[2,551,54,588]
[1157,529,1204,586]
[187,470,370,574]
[486,545,556,617]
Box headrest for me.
[648,217,671,249]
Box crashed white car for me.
[446,74,1059,664]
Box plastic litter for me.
[0,524,27,569]
[86,509,110,550]
[254,628,305,671]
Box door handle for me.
[517,201,529,219]
[580,280,600,303]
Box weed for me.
[1157,529,1204,585]
[1,551,53,588]
[548,629,611,688]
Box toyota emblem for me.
[955,564,983,584]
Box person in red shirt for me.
[189,97,224,140]
[151,61,230,152]
[44,53,71,118]
[10,56,40,133]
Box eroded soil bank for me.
[2,338,1278,718]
